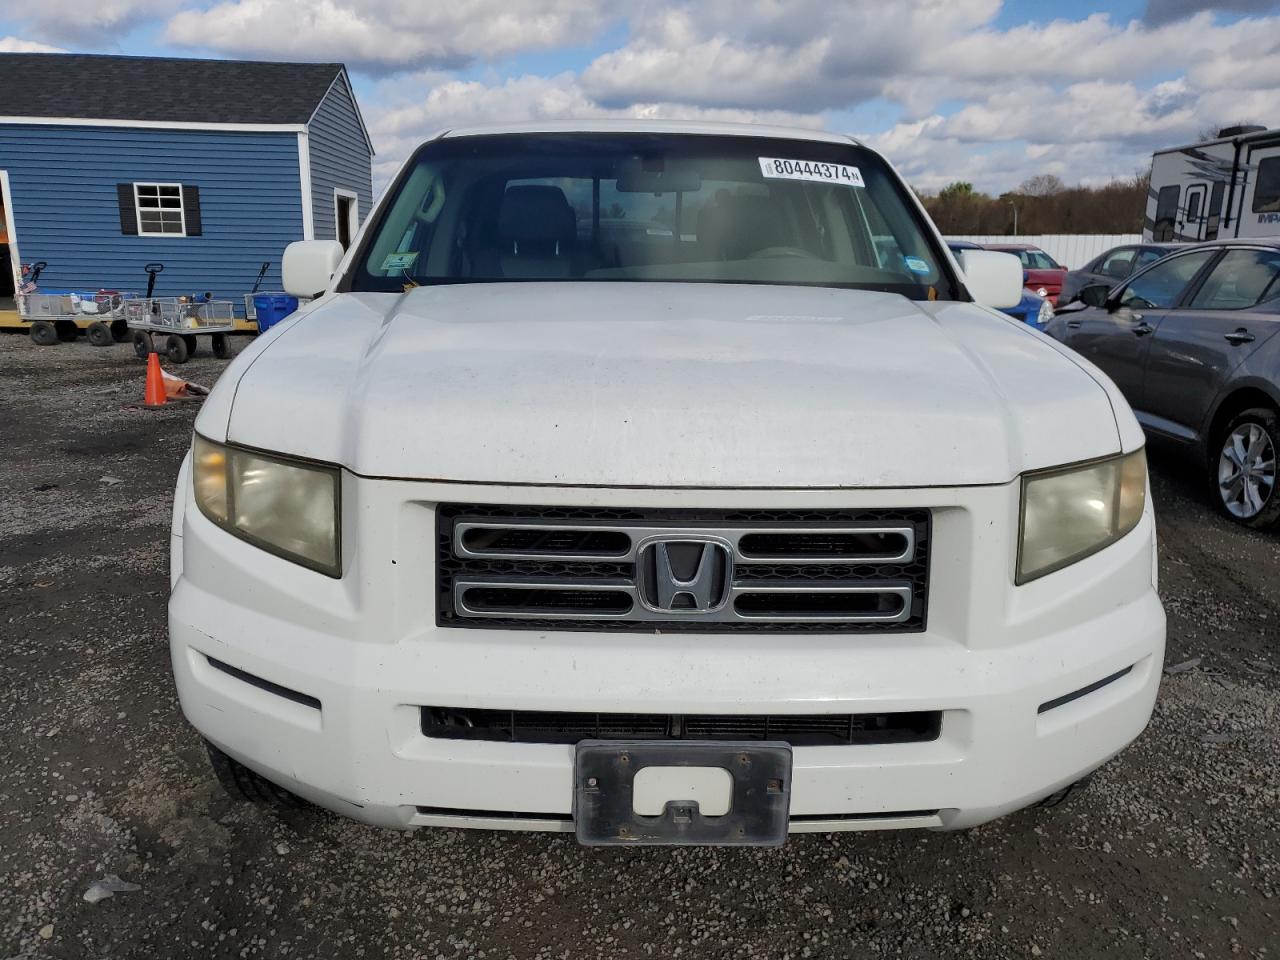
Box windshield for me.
[1003,249,1061,270]
[347,133,958,299]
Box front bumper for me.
[169,464,1165,833]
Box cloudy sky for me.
[2,0,1279,193]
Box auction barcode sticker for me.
[759,157,864,187]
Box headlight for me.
[1017,449,1146,584]
[1036,298,1054,325]
[192,434,341,576]
[1036,286,1049,298]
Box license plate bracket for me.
[573,740,792,846]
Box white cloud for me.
[581,0,999,112]
[3,0,1280,194]
[164,0,620,73]
[0,0,179,44]
[0,35,66,52]
[1143,0,1279,25]
[366,71,822,186]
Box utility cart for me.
[125,296,235,363]
[18,288,133,347]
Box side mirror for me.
[1078,283,1111,309]
[283,240,344,298]
[956,249,1023,309]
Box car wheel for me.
[86,321,114,347]
[1214,408,1280,528]
[132,331,152,359]
[165,333,190,364]
[211,333,229,359]
[205,741,306,808]
[55,320,79,342]
[29,320,58,346]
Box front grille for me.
[421,707,942,747]
[436,504,930,633]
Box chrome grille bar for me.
[454,521,915,564]
[453,579,913,624]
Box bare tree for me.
[1017,174,1066,197]
[1197,120,1267,140]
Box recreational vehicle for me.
[1144,125,1280,243]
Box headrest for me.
[697,193,789,260]
[498,186,576,245]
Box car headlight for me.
[1017,449,1146,584]
[1036,286,1049,298]
[1036,298,1054,325]
[192,434,341,576]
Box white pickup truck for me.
[169,120,1164,846]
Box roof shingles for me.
[0,53,345,125]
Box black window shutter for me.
[116,184,138,235]
[182,185,202,236]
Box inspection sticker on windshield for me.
[759,157,864,187]
[380,251,419,272]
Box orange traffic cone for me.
[144,352,167,408]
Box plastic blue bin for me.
[253,294,298,332]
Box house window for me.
[135,183,186,236]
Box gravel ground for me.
[1,331,1277,960]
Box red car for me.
[984,243,1067,306]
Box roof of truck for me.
[439,119,862,145]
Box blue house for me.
[0,53,374,326]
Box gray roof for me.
[0,53,346,125]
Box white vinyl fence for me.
[945,234,1141,270]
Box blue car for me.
[947,240,1053,327]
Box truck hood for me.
[216,282,1123,488]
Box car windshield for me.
[1004,249,1060,270]
[348,133,958,299]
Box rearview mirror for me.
[1078,283,1111,309]
[283,240,344,298]
[615,157,702,193]
[956,249,1023,309]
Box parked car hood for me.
[205,282,1125,488]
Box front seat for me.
[494,185,577,279]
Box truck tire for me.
[29,321,58,346]
[205,741,306,808]
[55,319,78,342]
[182,334,198,357]
[86,321,113,347]
[1213,407,1280,529]
[132,331,152,359]
[211,333,229,359]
